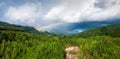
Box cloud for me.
[44,6,64,20]
[72,29,83,33]
[88,5,120,21]
[87,0,120,20]
[3,1,62,27]
[4,2,41,25]
[44,0,95,22]
[44,0,120,23]
[2,0,120,28]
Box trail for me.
[65,46,80,59]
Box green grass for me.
[0,31,120,59]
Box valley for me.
[0,21,120,59]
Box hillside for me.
[0,21,120,59]
[73,23,120,38]
[0,21,66,36]
[0,21,39,34]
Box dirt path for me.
[65,46,80,59]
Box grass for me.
[0,31,120,59]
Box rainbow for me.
[36,22,65,30]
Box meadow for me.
[0,31,120,59]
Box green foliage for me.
[73,23,120,38]
[0,21,39,34]
[0,31,66,59]
[100,26,108,35]
[0,21,120,59]
[65,36,120,59]
[0,31,120,59]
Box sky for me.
[0,0,120,34]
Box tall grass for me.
[0,31,120,59]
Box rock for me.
[65,46,80,59]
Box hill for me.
[73,23,120,38]
[0,21,66,36]
[0,21,39,34]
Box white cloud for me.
[44,0,95,22]
[44,0,120,23]
[87,0,120,21]
[88,5,120,21]
[73,29,83,32]
[44,6,64,20]
[4,3,41,25]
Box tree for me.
[100,26,108,35]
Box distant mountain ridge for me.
[0,21,65,36]
[1,21,120,37]
[0,21,39,34]
[73,23,120,38]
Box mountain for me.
[0,21,66,36]
[73,23,120,38]
[0,21,40,34]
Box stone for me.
[65,46,80,59]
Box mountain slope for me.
[73,23,120,38]
[0,21,65,36]
[0,21,39,34]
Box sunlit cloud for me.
[4,3,41,25]
[44,0,120,22]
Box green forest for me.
[0,21,120,59]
